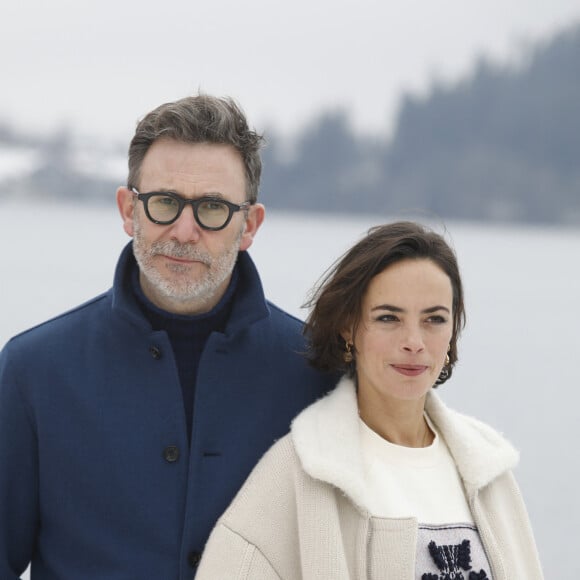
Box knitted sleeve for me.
[197,523,281,580]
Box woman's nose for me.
[400,326,425,353]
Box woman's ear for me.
[340,328,353,344]
[341,330,354,364]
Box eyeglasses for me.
[131,188,252,231]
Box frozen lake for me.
[1,200,579,578]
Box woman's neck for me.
[357,393,433,448]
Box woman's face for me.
[350,258,454,410]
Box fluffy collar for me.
[291,377,519,511]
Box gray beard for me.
[132,216,243,309]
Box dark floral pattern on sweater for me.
[421,539,489,580]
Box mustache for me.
[147,241,212,264]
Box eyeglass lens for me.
[148,194,231,228]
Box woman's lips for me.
[390,364,428,377]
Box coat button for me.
[149,345,162,359]
[163,445,180,463]
[188,551,202,568]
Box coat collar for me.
[291,377,519,511]
[424,390,519,493]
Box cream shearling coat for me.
[197,378,543,579]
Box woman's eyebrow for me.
[371,304,403,312]
[422,305,451,314]
[370,304,450,314]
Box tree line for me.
[1,21,579,225]
[261,21,580,225]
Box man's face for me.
[117,139,264,315]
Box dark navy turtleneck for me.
[131,265,238,443]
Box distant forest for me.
[261,22,580,225]
[1,22,579,225]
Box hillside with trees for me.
[261,22,580,224]
[1,22,579,225]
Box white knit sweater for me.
[197,377,544,579]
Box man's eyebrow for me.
[150,188,227,199]
[370,304,450,314]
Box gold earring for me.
[343,341,353,363]
[436,346,452,385]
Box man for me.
[0,95,335,579]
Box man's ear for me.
[239,203,265,252]
[117,186,135,237]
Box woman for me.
[197,221,543,579]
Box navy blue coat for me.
[0,243,335,579]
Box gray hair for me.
[127,94,264,202]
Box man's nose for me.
[169,204,202,243]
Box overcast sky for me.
[1,0,579,144]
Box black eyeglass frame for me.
[131,187,252,231]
